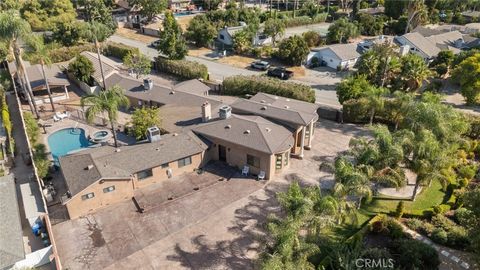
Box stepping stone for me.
[461,262,470,269]
[432,245,440,251]
[422,238,432,245]
[441,250,450,257]
[451,256,460,263]
[416,235,424,240]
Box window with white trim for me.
[103,185,115,193]
[81,192,95,200]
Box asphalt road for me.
[108,34,341,108]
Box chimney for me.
[143,78,153,91]
[201,102,211,122]
[219,105,232,119]
[399,45,410,56]
[147,126,161,142]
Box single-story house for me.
[217,23,272,48]
[231,93,320,158]
[307,43,361,70]
[169,0,192,12]
[59,131,208,219]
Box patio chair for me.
[56,111,70,120]
[241,165,249,176]
[257,171,266,180]
[53,115,61,122]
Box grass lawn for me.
[325,209,374,242]
[361,181,446,215]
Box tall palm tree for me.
[405,0,428,34]
[332,157,372,209]
[0,10,39,118]
[81,85,129,148]
[80,22,111,90]
[26,35,55,112]
[362,86,387,125]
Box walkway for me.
[401,224,476,270]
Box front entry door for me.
[218,145,227,162]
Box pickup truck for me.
[266,67,294,80]
[250,60,270,71]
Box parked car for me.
[150,40,161,48]
[250,60,270,70]
[267,67,294,80]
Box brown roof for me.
[79,51,119,84]
[193,114,294,154]
[400,32,441,58]
[174,79,211,96]
[59,132,208,198]
[25,64,70,90]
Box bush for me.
[457,163,478,181]
[454,208,473,226]
[48,44,96,63]
[68,55,95,85]
[24,112,39,146]
[302,31,323,47]
[448,226,470,249]
[103,42,140,60]
[155,57,208,80]
[431,228,448,245]
[283,13,327,27]
[386,218,404,239]
[433,204,450,215]
[342,98,370,123]
[392,239,440,270]
[222,75,315,102]
[394,201,405,219]
[405,218,424,231]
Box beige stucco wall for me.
[132,153,203,189]
[65,178,134,219]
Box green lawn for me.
[361,181,446,215]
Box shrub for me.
[431,228,448,245]
[405,218,424,231]
[68,55,95,85]
[155,57,208,80]
[103,42,140,60]
[433,204,450,215]
[392,239,440,270]
[454,208,473,226]
[459,178,469,188]
[283,14,327,27]
[394,201,405,219]
[421,222,435,235]
[457,163,478,181]
[48,43,96,63]
[386,218,404,239]
[448,226,470,249]
[222,75,315,102]
[431,214,457,231]
[24,112,40,146]
[276,35,310,66]
[302,30,323,47]
[342,98,370,123]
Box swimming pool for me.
[48,128,92,163]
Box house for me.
[358,6,385,16]
[217,23,272,48]
[8,62,71,106]
[59,131,208,219]
[0,175,24,270]
[169,0,192,12]
[307,43,361,70]
[193,113,294,180]
[230,93,320,158]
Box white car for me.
[250,60,270,71]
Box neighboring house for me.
[0,175,24,270]
[358,6,385,15]
[462,11,480,23]
[169,0,192,12]
[217,23,272,48]
[231,93,320,158]
[307,43,361,70]
[8,62,71,106]
[59,131,208,219]
[193,114,294,180]
[357,35,395,53]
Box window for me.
[103,185,115,193]
[137,169,153,180]
[81,192,95,200]
[275,154,282,170]
[178,156,192,168]
[247,154,260,168]
[284,152,289,166]
[161,163,169,169]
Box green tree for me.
[185,15,217,48]
[332,157,372,209]
[20,0,76,31]
[123,52,151,79]
[232,29,252,55]
[395,201,405,218]
[336,75,374,104]
[264,18,286,46]
[364,86,387,124]
[452,53,480,105]
[158,11,187,60]
[302,30,323,48]
[397,53,432,91]
[404,0,428,33]
[81,85,130,148]
[326,17,360,44]
[357,13,384,36]
[276,35,310,66]
[355,42,401,87]
[52,21,85,46]
[463,187,480,259]
[127,0,167,22]
[68,54,95,85]
[384,0,408,19]
[0,0,24,10]
[78,0,117,35]
[129,107,161,140]
[0,10,39,118]
[23,111,39,145]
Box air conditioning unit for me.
[143,78,153,91]
[219,105,232,119]
[147,126,161,142]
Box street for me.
[108,34,341,108]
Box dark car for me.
[149,40,161,48]
[267,67,294,80]
[250,60,270,70]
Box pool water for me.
[48,128,92,163]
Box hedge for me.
[222,75,316,103]
[47,44,96,63]
[284,14,328,27]
[103,42,140,60]
[155,57,208,80]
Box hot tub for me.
[89,130,111,143]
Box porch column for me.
[64,85,69,99]
[299,126,305,159]
[305,121,314,150]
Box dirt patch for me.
[289,66,306,78]
[218,55,256,69]
[115,27,157,44]
[176,15,194,31]
[188,47,214,57]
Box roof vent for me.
[244,130,251,134]
[115,148,121,152]
[261,106,267,110]
[284,105,289,109]
[173,133,178,136]
[170,90,175,95]
[286,99,290,102]
[265,127,271,132]
[260,100,266,103]
[225,124,232,129]
[86,164,94,170]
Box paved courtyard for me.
[52,120,367,270]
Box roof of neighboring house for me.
[0,175,25,269]
[462,11,480,18]
[59,131,208,198]
[465,23,480,31]
[313,43,361,61]
[358,6,385,15]
[231,96,319,127]
[398,32,441,58]
[249,93,320,115]
[173,79,211,96]
[463,35,480,48]
[25,64,70,90]
[426,31,463,47]
[223,25,247,36]
[193,114,294,154]
[412,26,444,37]
[79,51,119,85]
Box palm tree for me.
[81,85,129,148]
[404,0,428,34]
[0,10,39,118]
[362,86,387,125]
[80,22,111,90]
[26,35,55,112]
[332,157,372,209]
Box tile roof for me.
[25,64,70,90]
[231,96,319,127]
[0,175,25,269]
[193,114,294,154]
[59,131,208,198]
